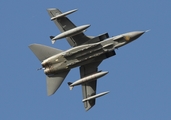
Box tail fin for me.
[29,44,63,62]
[47,70,70,96]
[67,82,74,90]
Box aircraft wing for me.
[80,61,102,111]
[47,8,90,47]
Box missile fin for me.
[50,36,56,44]
[50,36,55,39]
[51,40,55,44]
[68,82,74,90]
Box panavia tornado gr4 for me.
[29,8,148,111]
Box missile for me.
[68,71,108,90]
[82,91,109,102]
[51,24,90,44]
[51,9,78,21]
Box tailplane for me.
[47,70,70,96]
[29,44,63,62]
[29,44,67,95]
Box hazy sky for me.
[0,0,171,120]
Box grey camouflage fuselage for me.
[42,31,145,75]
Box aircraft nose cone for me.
[129,31,145,40]
[122,30,148,43]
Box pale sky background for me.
[0,0,171,120]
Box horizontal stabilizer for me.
[47,70,70,96]
[29,44,63,62]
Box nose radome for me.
[128,31,146,40]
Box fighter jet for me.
[29,8,147,111]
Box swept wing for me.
[47,8,91,47]
[80,61,102,111]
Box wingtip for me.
[85,107,91,111]
[85,104,93,111]
[47,8,58,11]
